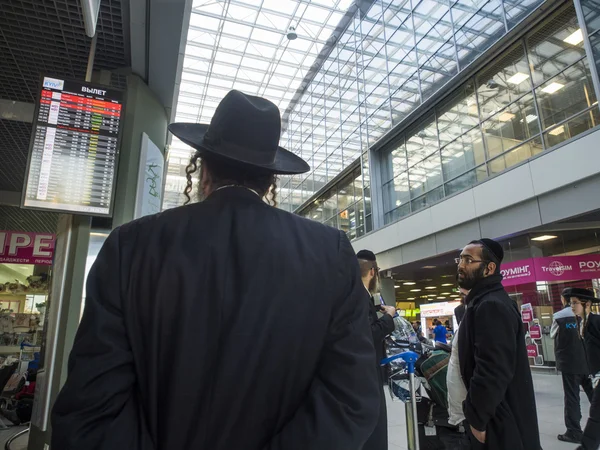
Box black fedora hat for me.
[564,287,600,303]
[168,90,309,175]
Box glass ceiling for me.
[163,0,354,209]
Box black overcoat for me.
[458,275,541,450]
[51,187,380,450]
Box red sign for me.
[526,344,538,358]
[522,309,533,323]
[0,231,55,265]
[502,254,600,287]
[529,324,542,340]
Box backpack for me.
[419,350,450,410]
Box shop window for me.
[405,115,439,167]
[436,83,479,147]
[526,5,586,87]
[409,152,443,198]
[590,32,600,81]
[419,39,458,102]
[482,93,540,159]
[488,137,543,174]
[444,166,488,196]
[381,138,407,184]
[383,173,410,214]
[476,43,531,121]
[543,107,600,148]
[411,186,444,213]
[535,59,597,132]
[441,127,486,181]
[355,200,366,238]
[384,203,411,225]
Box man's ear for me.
[486,261,497,276]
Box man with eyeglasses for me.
[457,239,541,450]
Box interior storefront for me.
[387,210,600,368]
[0,230,55,370]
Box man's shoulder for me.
[553,307,574,321]
[476,287,518,315]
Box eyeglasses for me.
[455,256,488,265]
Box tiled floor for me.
[387,372,591,450]
[0,373,590,449]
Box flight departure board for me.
[22,77,125,216]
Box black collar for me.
[465,274,504,306]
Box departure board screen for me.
[22,77,125,216]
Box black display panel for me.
[22,77,125,216]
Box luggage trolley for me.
[381,350,421,450]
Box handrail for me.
[5,428,29,450]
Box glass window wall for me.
[380,3,600,225]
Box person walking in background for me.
[569,288,600,450]
[457,238,541,450]
[357,249,396,450]
[434,319,448,344]
[51,91,380,450]
[551,287,594,444]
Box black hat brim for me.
[169,123,310,175]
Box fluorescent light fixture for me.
[428,294,436,297]
[90,232,109,237]
[542,82,564,94]
[422,265,436,269]
[441,283,453,286]
[564,29,583,46]
[507,72,529,85]
[403,282,416,285]
[437,297,446,300]
[521,114,538,124]
[549,125,565,136]
[531,235,558,241]
[498,112,515,122]
[425,286,436,290]
[442,292,451,295]
[450,294,460,297]
[394,285,401,288]
[410,289,422,292]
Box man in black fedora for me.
[551,287,594,444]
[51,90,380,450]
[457,238,541,450]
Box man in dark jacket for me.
[51,91,380,450]
[357,249,395,450]
[551,288,594,443]
[457,238,541,450]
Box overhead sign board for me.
[22,77,125,217]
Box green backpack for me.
[419,350,450,410]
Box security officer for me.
[551,287,594,443]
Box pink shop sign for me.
[534,254,600,282]
[0,231,55,265]
[501,254,600,286]
[501,259,536,286]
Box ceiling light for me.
[498,112,515,122]
[428,294,436,297]
[549,125,565,136]
[410,289,422,292]
[425,286,436,290]
[394,285,401,288]
[422,265,436,269]
[450,294,460,297]
[507,72,529,85]
[441,283,453,286]
[407,297,416,300]
[404,282,416,285]
[564,29,583,46]
[520,114,538,124]
[437,297,446,300]
[442,292,451,295]
[542,82,564,94]
[531,235,558,241]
